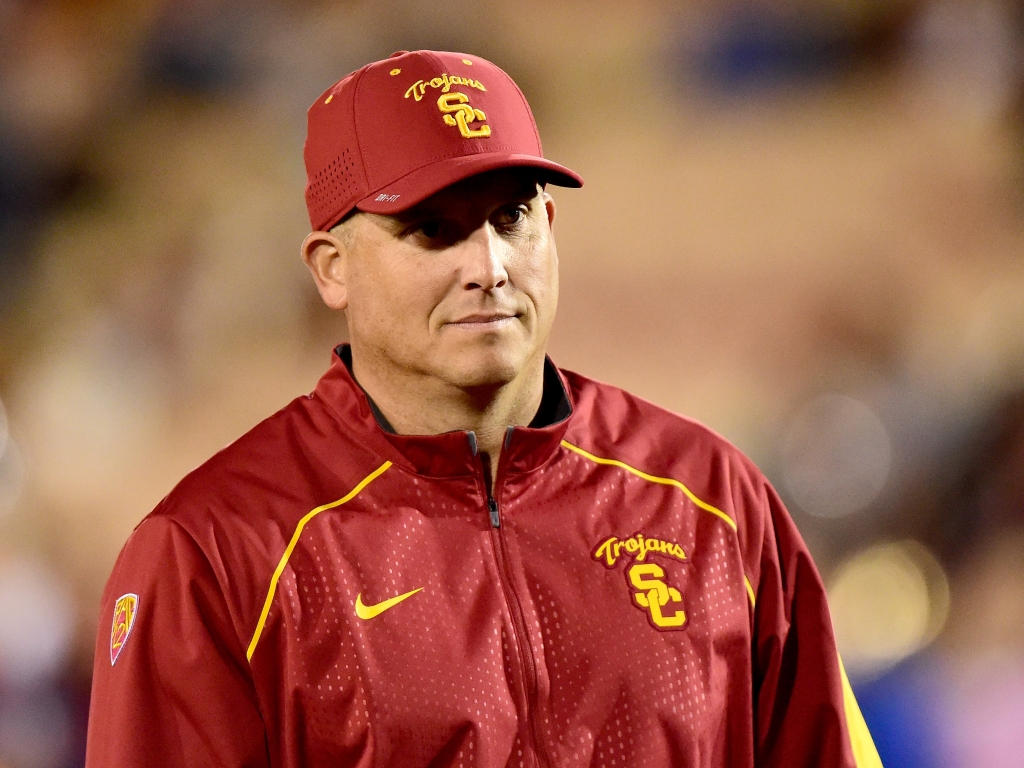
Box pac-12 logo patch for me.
[110,593,139,665]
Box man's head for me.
[300,50,580,397]
[303,168,557,390]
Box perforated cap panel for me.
[305,149,361,231]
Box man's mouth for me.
[447,312,518,329]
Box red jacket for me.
[86,347,881,767]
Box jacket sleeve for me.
[85,515,270,768]
[749,481,883,768]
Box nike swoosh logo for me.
[355,587,424,620]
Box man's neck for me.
[348,347,546,478]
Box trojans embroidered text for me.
[404,73,486,101]
[593,533,687,567]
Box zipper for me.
[471,432,549,768]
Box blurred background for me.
[0,0,1022,765]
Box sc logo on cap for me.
[436,93,491,139]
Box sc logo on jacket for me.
[592,532,689,631]
[629,563,686,629]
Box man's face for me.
[341,168,558,390]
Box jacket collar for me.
[314,344,573,478]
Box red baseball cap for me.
[303,50,583,232]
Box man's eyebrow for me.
[388,207,436,226]
[508,180,545,198]
[386,180,544,225]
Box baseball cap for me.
[303,50,583,232]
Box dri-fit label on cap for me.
[110,593,139,665]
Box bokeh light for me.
[828,540,950,678]
[780,393,893,518]
[0,557,75,687]
[0,397,24,519]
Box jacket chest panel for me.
[254,462,753,766]
[263,498,533,765]
[495,464,754,764]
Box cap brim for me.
[356,153,583,215]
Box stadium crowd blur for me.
[1,1,1023,766]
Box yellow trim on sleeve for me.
[561,440,737,530]
[838,655,884,768]
[744,576,756,608]
[246,461,392,662]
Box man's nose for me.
[460,225,508,291]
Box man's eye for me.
[417,220,442,238]
[497,206,526,227]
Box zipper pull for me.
[488,497,500,528]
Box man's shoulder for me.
[103,392,338,650]
[562,368,747,455]
[560,367,769,511]
[114,384,385,609]
[145,386,376,543]
[163,393,321,506]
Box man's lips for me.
[446,312,518,328]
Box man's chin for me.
[443,362,519,390]
[435,348,528,390]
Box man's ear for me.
[301,229,350,310]
[542,190,556,229]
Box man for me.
[86,50,882,767]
